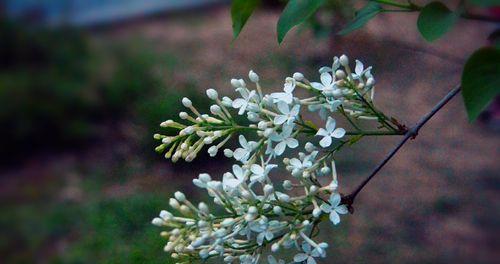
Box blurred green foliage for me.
[0,19,205,163]
[0,193,174,263]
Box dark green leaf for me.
[277,0,326,43]
[417,2,458,42]
[468,0,500,7]
[231,0,260,39]
[338,2,383,36]
[461,47,500,122]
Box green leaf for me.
[461,47,500,122]
[277,0,325,43]
[231,0,260,39]
[468,0,500,7]
[417,2,458,42]
[338,2,383,35]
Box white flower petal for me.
[318,66,331,74]
[335,205,349,214]
[310,82,324,91]
[319,136,332,148]
[329,193,341,206]
[277,101,289,114]
[320,203,332,213]
[355,60,364,75]
[232,98,245,108]
[307,257,317,264]
[320,72,332,86]
[331,127,346,138]
[326,117,336,132]
[329,211,340,225]
[274,141,287,156]
[250,164,264,175]
[274,115,288,125]
[294,253,309,262]
[316,128,328,137]
[286,138,299,148]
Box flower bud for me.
[335,69,346,79]
[223,149,233,158]
[160,120,173,127]
[180,205,190,215]
[169,198,180,209]
[179,112,188,119]
[277,193,290,202]
[249,70,259,83]
[160,210,173,220]
[339,54,349,66]
[273,206,282,215]
[283,180,293,190]
[263,128,274,137]
[305,142,316,152]
[313,207,322,218]
[293,72,304,81]
[366,77,375,87]
[174,191,186,202]
[182,97,192,108]
[221,218,236,227]
[230,78,240,88]
[210,104,221,115]
[198,202,209,214]
[248,206,258,215]
[221,96,233,107]
[203,137,213,144]
[271,243,280,252]
[257,121,268,130]
[206,88,218,100]
[151,217,164,226]
[199,173,211,182]
[208,146,218,157]
[263,184,274,196]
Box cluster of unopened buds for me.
[152,55,404,263]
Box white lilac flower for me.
[271,77,296,104]
[232,90,256,115]
[269,126,299,156]
[293,243,323,264]
[316,117,346,148]
[222,165,247,190]
[310,72,335,92]
[308,98,342,120]
[233,135,257,162]
[274,101,300,126]
[320,193,348,225]
[289,157,312,177]
[251,220,284,245]
[351,59,372,80]
[250,163,277,183]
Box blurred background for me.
[0,0,498,263]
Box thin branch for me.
[342,85,462,210]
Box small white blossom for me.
[316,117,345,148]
[223,165,247,190]
[320,193,348,225]
[232,90,256,115]
[269,126,299,156]
[233,135,257,162]
[271,77,296,104]
[274,101,300,126]
[249,163,277,183]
